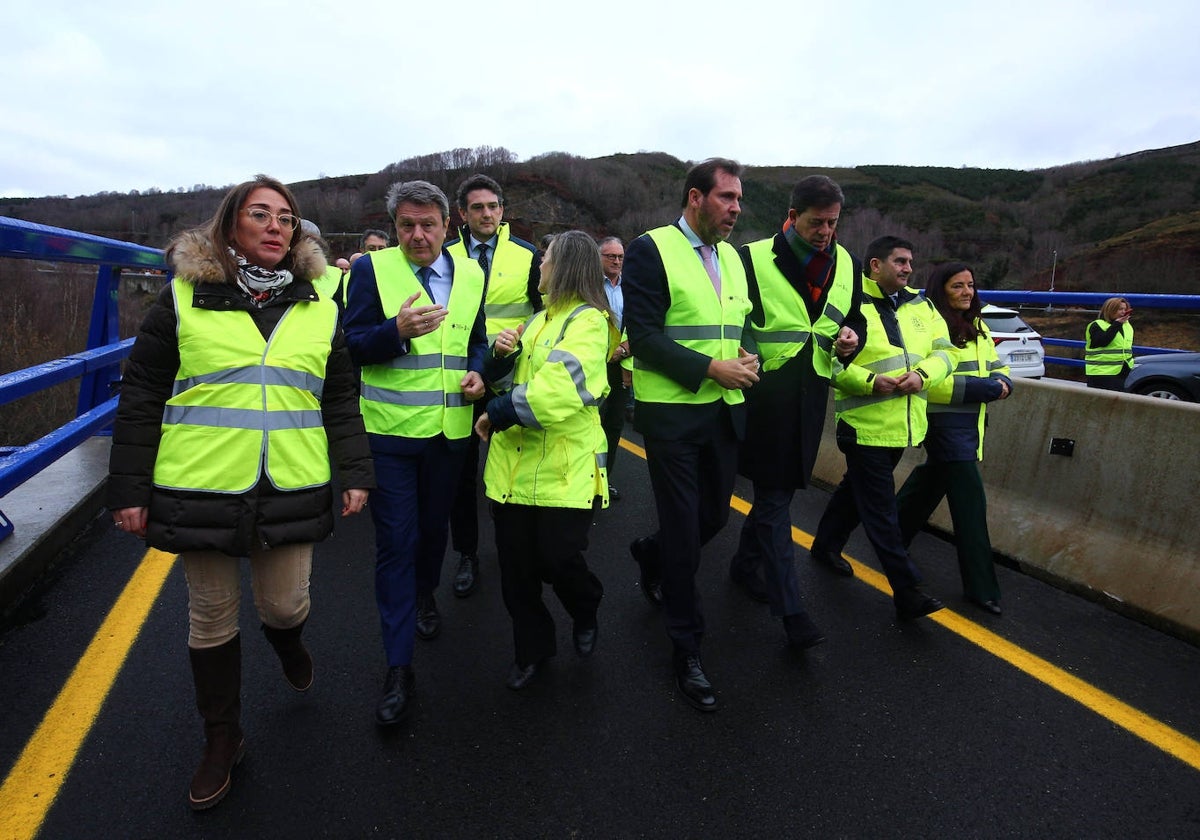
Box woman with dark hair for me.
[896,261,1012,615]
[107,174,374,809]
[1085,296,1135,390]
[474,230,618,689]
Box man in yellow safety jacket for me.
[623,158,759,714]
[344,180,487,728]
[810,235,955,621]
[729,175,864,649]
[445,173,542,601]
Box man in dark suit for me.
[623,158,758,713]
[445,174,541,600]
[729,175,865,647]
[344,180,488,726]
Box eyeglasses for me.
[241,208,301,231]
[601,253,624,261]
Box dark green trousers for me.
[897,459,1000,603]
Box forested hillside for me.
[4,142,1200,294]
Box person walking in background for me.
[474,231,617,690]
[809,236,954,621]
[446,174,542,601]
[1085,297,1135,390]
[597,236,633,500]
[896,261,1013,615]
[728,175,864,650]
[623,158,758,713]
[107,175,374,810]
[343,180,487,727]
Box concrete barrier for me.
[813,378,1200,642]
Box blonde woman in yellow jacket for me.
[475,231,619,690]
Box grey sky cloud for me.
[3,0,1198,198]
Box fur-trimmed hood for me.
[168,230,328,286]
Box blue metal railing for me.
[980,290,1199,369]
[0,217,167,539]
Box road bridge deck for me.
[1,433,1198,839]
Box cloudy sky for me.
[3,0,1198,199]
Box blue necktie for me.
[417,266,435,300]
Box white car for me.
[980,304,1045,378]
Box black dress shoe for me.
[415,593,441,640]
[506,661,541,690]
[608,484,621,501]
[810,545,854,577]
[573,625,598,658]
[629,537,663,607]
[729,568,770,604]
[375,665,415,726]
[452,553,479,598]
[782,612,827,649]
[894,586,945,620]
[673,652,718,713]
[971,598,1002,616]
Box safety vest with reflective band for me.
[358,249,485,439]
[831,280,954,447]
[1084,319,1134,376]
[746,238,857,376]
[632,226,751,406]
[311,264,345,306]
[153,279,337,494]
[484,300,617,510]
[926,322,1010,460]
[446,223,536,341]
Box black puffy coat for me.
[107,232,375,556]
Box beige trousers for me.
[182,543,313,649]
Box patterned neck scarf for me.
[783,227,835,304]
[229,248,293,307]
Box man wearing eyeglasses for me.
[445,174,542,601]
[597,237,631,500]
[344,180,488,727]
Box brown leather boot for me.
[188,636,245,811]
[261,619,313,691]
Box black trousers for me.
[599,362,629,475]
[813,438,923,594]
[449,402,487,556]
[642,409,738,654]
[492,502,603,668]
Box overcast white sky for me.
[3,0,1198,199]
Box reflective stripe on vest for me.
[831,282,954,446]
[153,279,336,494]
[747,238,857,376]
[631,226,751,406]
[358,248,484,439]
[510,304,604,429]
[925,324,1008,460]
[446,223,535,341]
[1084,319,1133,376]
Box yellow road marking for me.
[4,434,1199,840]
[0,549,176,840]
[623,434,1200,771]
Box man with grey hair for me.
[597,235,631,498]
[344,180,488,727]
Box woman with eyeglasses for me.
[474,231,618,690]
[107,174,374,810]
